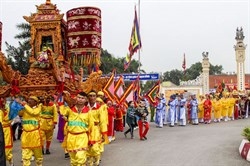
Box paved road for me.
[12,119,250,166]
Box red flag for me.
[182,53,186,72]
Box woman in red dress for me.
[203,94,212,124]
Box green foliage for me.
[5,23,31,75]
[162,62,223,85]
[99,49,143,74]
[242,127,250,141]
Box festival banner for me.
[120,80,136,105]
[133,76,140,103]
[124,6,142,70]
[144,80,160,106]
[114,75,125,104]
[103,72,115,102]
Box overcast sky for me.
[0,0,249,74]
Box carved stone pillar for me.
[234,27,246,91]
[202,52,210,94]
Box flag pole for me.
[137,0,141,99]
[138,0,141,74]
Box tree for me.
[163,62,223,85]
[99,49,143,74]
[5,23,31,74]
[162,70,183,85]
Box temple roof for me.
[23,0,64,23]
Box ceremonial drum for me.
[66,7,101,67]
[0,22,2,51]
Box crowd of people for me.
[0,90,151,166]
[1,88,249,166]
[154,91,250,128]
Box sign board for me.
[121,73,159,81]
[82,73,160,81]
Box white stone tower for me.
[202,52,210,94]
[234,27,246,91]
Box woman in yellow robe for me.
[220,92,229,121]
[227,93,236,120]
[198,95,205,123]
[213,96,222,122]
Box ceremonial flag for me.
[124,6,142,70]
[182,53,186,73]
[124,53,131,71]
[145,80,160,106]
[103,71,115,102]
[114,75,125,104]
[120,80,136,104]
[133,75,140,103]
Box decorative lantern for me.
[66,7,101,71]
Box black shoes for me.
[124,132,127,138]
[46,149,51,154]
[65,153,69,159]
[143,136,147,140]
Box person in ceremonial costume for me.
[198,95,205,123]
[58,91,92,166]
[203,94,212,124]
[106,100,115,142]
[174,94,179,124]
[17,96,43,166]
[124,101,136,139]
[155,95,164,128]
[177,93,187,126]
[227,93,236,120]
[238,94,245,119]
[190,94,199,125]
[0,119,6,166]
[220,92,229,121]
[86,90,107,166]
[232,91,239,120]
[40,96,58,154]
[95,96,109,164]
[186,97,192,124]
[213,94,222,123]
[167,95,176,127]
[244,94,250,119]
[0,98,14,166]
[114,103,124,132]
[159,93,167,125]
[135,99,149,140]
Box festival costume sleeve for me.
[0,110,3,123]
[52,104,58,124]
[99,105,108,136]
[59,105,70,117]
[24,104,41,116]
